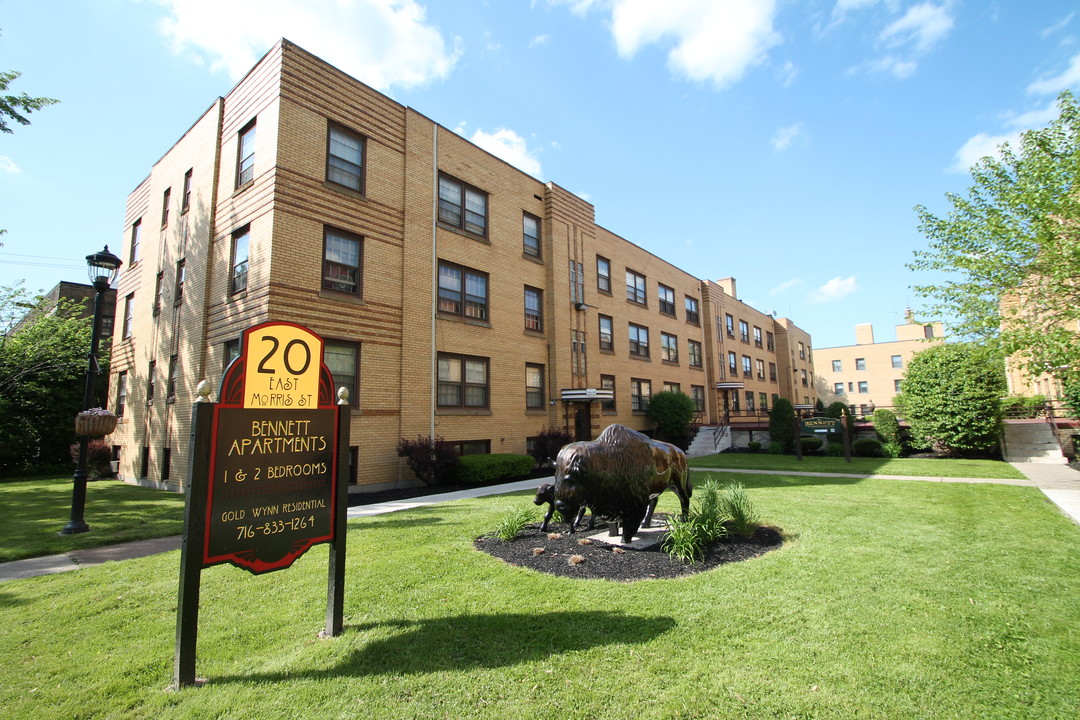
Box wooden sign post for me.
[174,321,350,688]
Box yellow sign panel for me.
[243,324,322,410]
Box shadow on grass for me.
[214,611,676,682]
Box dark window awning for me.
[560,388,614,402]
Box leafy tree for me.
[768,397,796,451]
[0,283,94,474]
[395,435,458,486]
[872,408,902,446]
[0,68,58,134]
[909,91,1080,388]
[895,343,1006,457]
[647,390,697,446]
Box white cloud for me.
[1027,53,1080,96]
[864,55,917,79]
[154,0,461,89]
[778,60,798,87]
[771,122,804,151]
[879,3,953,53]
[810,276,857,303]
[770,278,802,296]
[1041,12,1074,38]
[0,156,20,174]
[530,34,551,47]
[469,128,543,177]
[609,0,781,89]
[542,0,602,16]
[948,132,1020,173]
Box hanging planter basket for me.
[76,410,118,437]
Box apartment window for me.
[801,369,808,386]
[626,269,647,305]
[598,314,614,351]
[798,342,805,359]
[756,359,765,379]
[753,327,763,347]
[769,362,777,382]
[731,390,740,412]
[628,323,649,357]
[894,379,902,393]
[766,331,775,351]
[728,351,737,375]
[325,340,359,406]
[848,382,854,392]
[116,371,128,417]
[174,259,185,305]
[658,284,676,316]
[601,374,616,412]
[924,325,935,339]
[832,359,842,372]
[858,381,868,394]
[524,286,543,331]
[685,296,699,325]
[437,354,489,408]
[688,339,703,368]
[597,256,611,293]
[834,382,845,395]
[438,173,487,236]
[664,382,681,394]
[746,392,755,412]
[439,261,487,320]
[891,355,903,369]
[739,320,750,343]
[523,213,541,258]
[129,219,142,264]
[742,355,752,378]
[167,355,178,401]
[122,294,134,339]
[725,314,735,338]
[224,339,240,372]
[631,378,651,411]
[327,124,365,192]
[146,360,156,405]
[569,260,584,304]
[760,392,768,411]
[181,169,192,213]
[160,187,171,227]
[661,332,678,363]
[860,404,871,416]
[855,357,866,371]
[571,330,587,375]
[161,448,171,481]
[153,272,164,316]
[525,363,545,409]
[230,226,250,294]
[139,446,149,478]
[323,227,362,296]
[237,120,256,187]
[449,440,490,456]
[691,385,705,412]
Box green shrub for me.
[825,441,846,457]
[768,398,796,451]
[647,390,698,445]
[719,481,758,538]
[882,441,903,458]
[872,408,902,446]
[767,440,784,455]
[662,514,705,564]
[488,505,536,541]
[852,437,884,458]
[1002,395,1047,418]
[68,439,112,479]
[800,436,823,453]
[747,441,761,453]
[450,453,535,484]
[661,477,731,564]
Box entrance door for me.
[574,405,591,441]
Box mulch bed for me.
[475,516,783,582]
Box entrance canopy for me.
[560,388,614,402]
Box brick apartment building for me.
[107,39,815,493]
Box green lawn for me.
[688,452,1028,480]
[1,473,1077,719]
[0,477,186,562]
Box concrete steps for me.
[686,426,731,457]
[1003,420,1067,464]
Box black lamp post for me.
[60,246,123,535]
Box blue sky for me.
[2,0,1078,348]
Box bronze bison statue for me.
[533,482,595,532]
[553,423,691,543]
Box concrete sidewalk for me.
[3,464,1078,583]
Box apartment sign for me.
[204,322,339,574]
[801,417,841,434]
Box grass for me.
[1,472,1078,719]
[0,476,185,562]
[688,452,1028,479]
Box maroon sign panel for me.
[203,322,339,574]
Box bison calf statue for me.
[553,423,691,544]
[534,483,595,532]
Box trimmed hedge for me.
[852,438,884,458]
[449,453,535,484]
[800,436,823,453]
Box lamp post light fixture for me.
[60,245,123,535]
